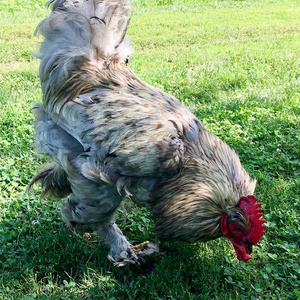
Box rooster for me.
[29,0,266,266]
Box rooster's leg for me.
[97,225,160,266]
[61,195,144,266]
[96,223,142,266]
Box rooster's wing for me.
[49,67,200,180]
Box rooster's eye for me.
[235,226,241,231]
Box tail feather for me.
[35,0,132,112]
[28,164,72,198]
[42,0,132,60]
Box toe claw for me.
[132,241,149,252]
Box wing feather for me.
[48,68,200,179]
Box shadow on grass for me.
[0,193,234,297]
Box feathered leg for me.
[96,223,140,266]
[61,194,142,266]
[32,104,144,265]
[59,148,148,265]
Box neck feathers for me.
[150,128,256,242]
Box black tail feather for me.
[28,163,72,198]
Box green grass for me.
[0,0,299,299]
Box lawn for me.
[0,0,299,299]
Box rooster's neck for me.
[149,131,256,243]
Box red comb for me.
[239,195,266,245]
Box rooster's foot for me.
[132,241,150,251]
[108,244,141,266]
[108,242,159,267]
[83,232,92,239]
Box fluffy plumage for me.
[29,0,266,265]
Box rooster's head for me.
[221,195,266,262]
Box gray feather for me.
[27,163,71,198]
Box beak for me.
[245,240,252,254]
